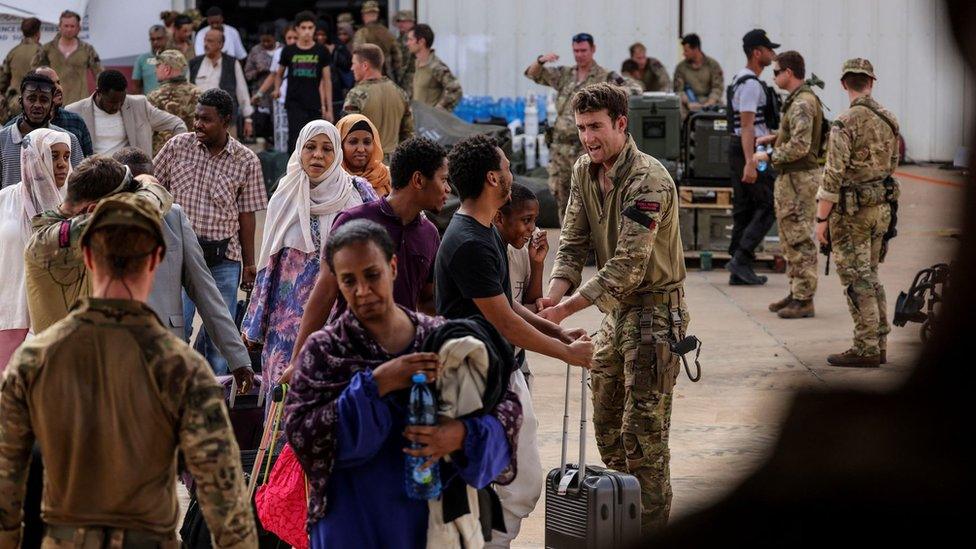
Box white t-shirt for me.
[507,244,531,305]
[93,104,128,155]
[270,47,288,104]
[730,68,770,137]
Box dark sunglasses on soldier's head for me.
[572,33,593,43]
[22,83,55,94]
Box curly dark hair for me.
[96,70,128,93]
[389,137,447,190]
[447,135,502,201]
[199,88,235,120]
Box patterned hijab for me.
[336,114,392,197]
[258,120,362,271]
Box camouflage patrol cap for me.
[337,12,355,24]
[80,194,166,254]
[842,58,876,79]
[362,1,380,14]
[148,49,188,73]
[395,9,415,22]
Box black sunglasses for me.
[572,33,593,44]
[773,68,786,77]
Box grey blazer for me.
[65,94,187,156]
[147,204,251,371]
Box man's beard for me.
[22,111,51,129]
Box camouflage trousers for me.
[774,169,821,300]
[829,204,892,356]
[591,294,689,532]
[41,527,177,549]
[547,140,583,224]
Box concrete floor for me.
[511,163,963,547]
[179,163,963,546]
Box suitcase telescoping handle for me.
[228,373,266,409]
[557,363,589,495]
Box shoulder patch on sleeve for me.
[59,220,72,248]
[623,205,657,230]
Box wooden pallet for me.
[679,186,733,209]
[684,250,786,273]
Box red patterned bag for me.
[255,443,309,549]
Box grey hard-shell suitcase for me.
[544,365,642,548]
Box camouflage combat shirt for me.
[818,95,900,203]
[147,77,202,154]
[343,76,414,154]
[24,178,172,334]
[0,298,257,547]
[526,62,642,144]
[551,136,686,313]
[406,51,462,111]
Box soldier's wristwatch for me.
[816,217,829,223]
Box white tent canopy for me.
[0,1,90,24]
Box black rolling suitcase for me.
[545,365,642,549]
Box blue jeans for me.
[183,258,240,375]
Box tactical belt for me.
[634,287,702,386]
[838,176,899,214]
[46,525,177,549]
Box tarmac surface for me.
[180,163,963,547]
[511,163,963,546]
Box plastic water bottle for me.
[525,134,537,170]
[405,372,441,500]
[537,134,550,167]
[685,85,699,104]
[524,95,539,137]
[508,119,523,146]
[546,93,558,127]
[757,144,771,172]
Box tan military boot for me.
[826,349,881,368]
[777,299,815,319]
[768,294,793,312]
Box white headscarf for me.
[20,128,72,226]
[0,128,71,331]
[257,120,362,271]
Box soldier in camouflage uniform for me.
[394,10,416,88]
[403,24,463,111]
[31,12,103,106]
[147,49,201,154]
[344,44,414,157]
[673,33,725,118]
[754,51,824,319]
[25,160,172,334]
[525,34,642,224]
[815,58,900,367]
[628,42,671,92]
[538,84,688,532]
[0,196,257,548]
[353,1,403,82]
